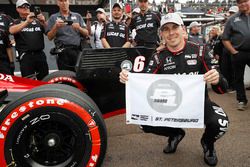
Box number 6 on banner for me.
[133,56,145,72]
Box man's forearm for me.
[222,40,238,54]
[6,48,14,62]
[79,27,88,37]
[47,25,58,40]
[101,38,110,48]
[9,21,29,34]
[86,20,92,35]
[122,42,131,48]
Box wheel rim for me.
[26,121,76,166]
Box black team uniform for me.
[141,41,229,166]
[130,10,161,48]
[101,21,131,47]
[10,18,48,80]
[0,14,14,74]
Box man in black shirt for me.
[222,0,250,110]
[128,0,161,48]
[188,21,205,45]
[0,13,14,75]
[120,13,229,166]
[9,0,48,80]
[101,3,131,48]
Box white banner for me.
[126,73,205,128]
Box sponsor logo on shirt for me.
[107,32,125,38]
[186,59,197,65]
[71,16,77,20]
[234,17,241,22]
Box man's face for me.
[237,0,250,13]
[161,23,184,49]
[16,4,30,17]
[138,0,148,12]
[190,26,201,34]
[97,12,106,22]
[112,7,123,20]
[57,0,70,12]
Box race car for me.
[0,47,154,167]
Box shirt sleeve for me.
[201,45,228,94]
[78,14,86,28]
[155,12,161,28]
[129,17,135,30]
[125,25,132,42]
[100,23,106,39]
[45,15,56,34]
[145,52,162,74]
[222,19,232,40]
[90,25,95,36]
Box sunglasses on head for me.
[18,4,30,9]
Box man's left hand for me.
[37,14,46,24]
[204,69,219,85]
[72,23,81,31]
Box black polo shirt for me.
[188,33,205,45]
[130,10,161,46]
[0,14,13,32]
[101,21,131,47]
[0,29,11,60]
[10,18,45,52]
[222,12,250,51]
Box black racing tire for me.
[42,70,85,91]
[0,84,107,167]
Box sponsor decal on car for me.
[0,73,14,82]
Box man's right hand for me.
[26,13,35,23]
[86,12,92,20]
[119,69,129,84]
[55,19,67,29]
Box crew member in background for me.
[46,0,88,71]
[222,0,250,111]
[127,0,161,48]
[0,12,14,75]
[9,0,48,80]
[86,8,107,48]
[101,3,131,48]
[188,21,206,45]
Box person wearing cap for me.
[120,13,229,166]
[222,0,250,111]
[127,0,161,48]
[188,21,206,45]
[46,0,88,72]
[228,6,239,16]
[9,0,48,80]
[100,3,131,48]
[0,12,15,75]
[86,8,107,48]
